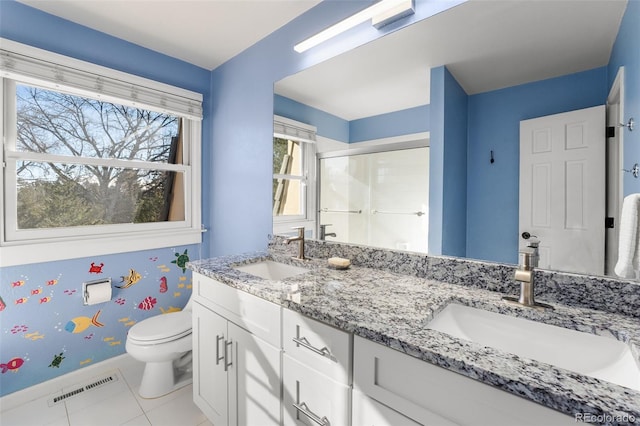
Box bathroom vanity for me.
[188,239,640,425]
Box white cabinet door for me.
[229,322,281,426]
[283,355,350,426]
[193,301,229,426]
[352,389,421,426]
[354,336,573,426]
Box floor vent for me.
[48,373,118,406]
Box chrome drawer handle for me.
[292,336,337,362]
[293,401,330,426]
[224,340,233,371]
[216,335,224,365]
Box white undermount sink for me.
[427,303,640,392]
[233,260,309,281]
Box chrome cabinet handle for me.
[292,336,337,362]
[293,402,330,426]
[224,340,233,371]
[216,335,224,365]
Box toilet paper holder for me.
[83,278,112,305]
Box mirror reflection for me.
[273,0,635,279]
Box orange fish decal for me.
[12,281,25,288]
[31,288,42,296]
[46,279,58,286]
[15,298,28,305]
[39,297,51,304]
[65,311,104,333]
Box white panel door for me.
[519,105,605,275]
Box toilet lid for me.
[128,311,191,343]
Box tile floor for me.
[0,354,211,426]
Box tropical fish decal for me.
[1,357,24,373]
[15,297,28,305]
[171,249,189,273]
[31,288,42,296]
[89,262,104,274]
[46,279,58,286]
[12,280,25,288]
[116,269,141,289]
[160,306,181,314]
[11,325,28,334]
[49,353,65,368]
[65,310,104,334]
[157,264,171,273]
[159,277,168,293]
[0,296,6,311]
[138,296,157,311]
[39,297,52,304]
[24,331,44,341]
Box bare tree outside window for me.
[15,85,181,229]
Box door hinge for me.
[605,217,615,229]
[606,126,616,138]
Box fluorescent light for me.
[294,0,415,53]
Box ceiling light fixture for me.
[294,0,415,53]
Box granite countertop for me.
[188,252,640,424]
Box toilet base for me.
[138,352,193,399]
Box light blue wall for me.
[429,66,468,256]
[274,94,349,142]
[0,0,209,395]
[0,246,198,396]
[609,0,640,196]
[206,0,466,257]
[350,105,430,143]
[274,94,430,143]
[465,67,608,264]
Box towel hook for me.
[616,117,634,132]
[623,163,639,178]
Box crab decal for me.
[171,250,189,273]
[49,353,65,368]
[89,262,104,274]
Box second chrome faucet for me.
[285,226,306,260]
[503,232,553,310]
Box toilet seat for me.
[128,311,192,345]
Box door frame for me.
[605,66,625,275]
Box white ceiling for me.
[19,0,627,121]
[18,0,322,70]
[276,0,627,120]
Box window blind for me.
[0,39,202,120]
[274,116,316,143]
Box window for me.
[1,40,203,266]
[272,116,316,232]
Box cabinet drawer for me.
[352,389,421,426]
[354,336,574,426]
[283,355,350,426]
[283,309,351,384]
[194,272,281,347]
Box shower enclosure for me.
[318,142,429,253]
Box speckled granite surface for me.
[188,243,640,424]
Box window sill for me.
[0,228,203,267]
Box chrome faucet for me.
[285,226,306,260]
[319,224,336,240]
[503,233,553,309]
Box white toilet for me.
[125,294,193,398]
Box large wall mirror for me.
[273,0,635,279]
